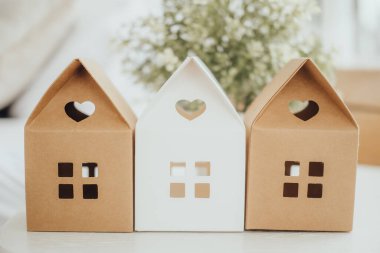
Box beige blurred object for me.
[336,69,380,166]
[0,0,74,109]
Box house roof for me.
[244,58,358,129]
[26,58,136,128]
[138,56,243,125]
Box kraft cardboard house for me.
[25,59,136,232]
[245,58,359,231]
[336,69,380,166]
[135,57,246,231]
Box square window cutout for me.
[283,183,298,197]
[59,184,73,199]
[170,162,185,177]
[58,163,73,177]
[195,161,210,176]
[309,162,324,177]
[82,163,98,177]
[83,184,98,199]
[308,184,323,198]
[195,183,210,198]
[170,183,185,198]
[285,161,300,176]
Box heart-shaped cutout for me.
[288,100,319,121]
[65,101,96,122]
[175,99,206,121]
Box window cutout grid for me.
[284,161,300,177]
[307,183,323,198]
[82,163,98,178]
[59,184,73,199]
[170,183,185,198]
[58,163,73,177]
[309,162,324,177]
[170,162,186,177]
[195,161,210,176]
[195,183,210,198]
[83,184,98,199]
[283,183,298,198]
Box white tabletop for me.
[1,165,379,253]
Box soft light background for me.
[0,0,379,226]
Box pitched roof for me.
[139,56,242,124]
[26,58,136,128]
[244,58,357,128]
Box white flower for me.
[247,4,255,13]
[247,41,264,58]
[118,0,332,111]
[142,65,151,75]
[234,26,246,40]
[259,25,269,35]
[175,13,184,22]
[166,63,176,72]
[165,17,174,25]
[187,50,196,56]
[180,33,192,41]
[142,44,152,51]
[225,17,246,40]
[203,37,216,48]
[259,7,270,16]
[228,0,243,13]
[170,25,181,34]
[227,0,244,18]
[193,0,208,5]
[155,48,179,68]
[243,20,254,28]
[282,5,294,15]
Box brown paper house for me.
[244,58,359,231]
[25,59,136,232]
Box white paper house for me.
[135,57,246,231]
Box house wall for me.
[135,59,246,231]
[25,130,133,232]
[245,128,358,231]
[135,125,245,231]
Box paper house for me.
[25,59,136,232]
[135,57,246,231]
[336,69,380,166]
[245,58,359,231]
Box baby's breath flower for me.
[247,4,255,13]
[203,37,216,48]
[116,0,333,111]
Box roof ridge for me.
[138,56,243,126]
[26,59,136,128]
[244,58,357,129]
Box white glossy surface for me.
[1,165,380,253]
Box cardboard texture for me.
[244,58,359,231]
[135,57,246,231]
[336,69,380,166]
[25,59,136,232]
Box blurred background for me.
[0,0,379,226]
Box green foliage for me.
[117,0,334,111]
